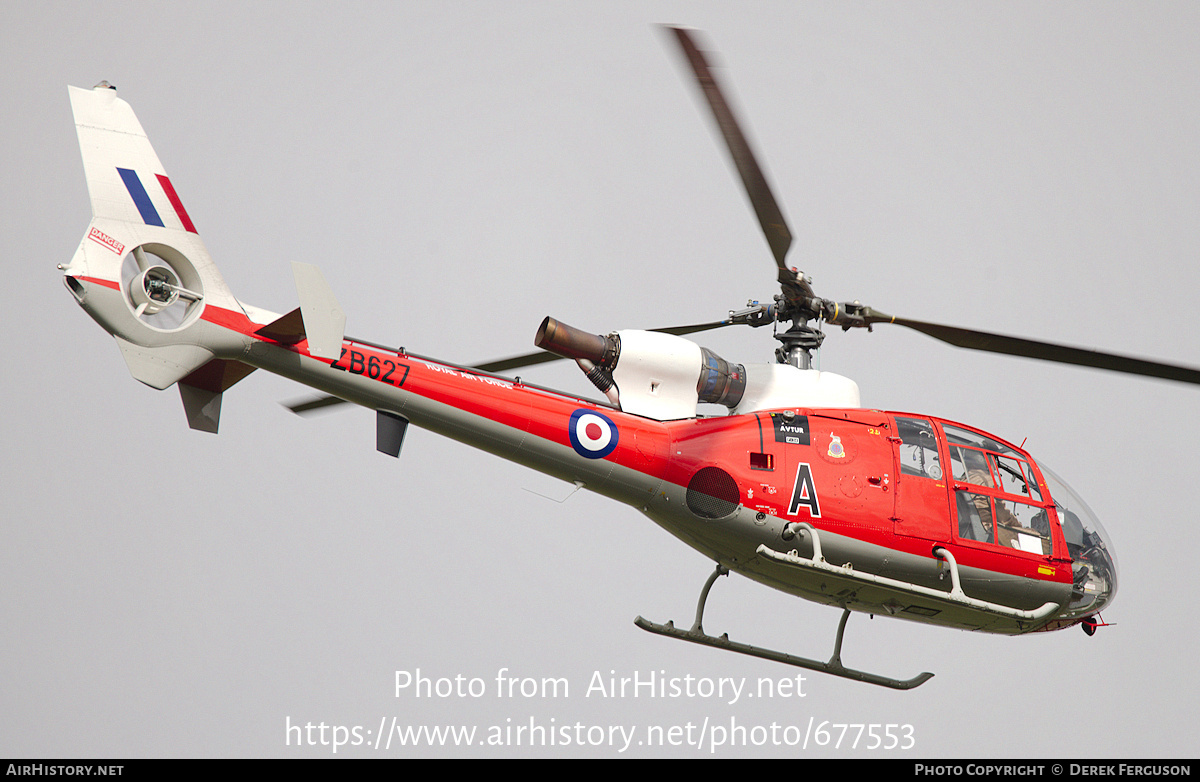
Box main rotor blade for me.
[653,319,733,336]
[866,308,1200,385]
[667,26,795,280]
[286,395,350,414]
[473,351,562,373]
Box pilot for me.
[964,450,1020,546]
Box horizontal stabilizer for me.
[180,358,257,393]
[254,308,306,345]
[114,337,214,390]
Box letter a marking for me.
[788,462,821,518]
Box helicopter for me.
[58,28,1200,690]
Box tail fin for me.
[62,83,255,430]
[65,82,242,308]
[71,83,189,229]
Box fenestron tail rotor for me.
[121,244,205,330]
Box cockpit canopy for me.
[894,417,1118,625]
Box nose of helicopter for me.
[1039,464,1119,625]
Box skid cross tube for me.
[634,563,935,690]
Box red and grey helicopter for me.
[60,28,1198,689]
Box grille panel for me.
[686,467,739,519]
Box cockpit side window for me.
[949,443,997,487]
[942,424,1019,457]
[956,491,1052,554]
[947,438,1053,555]
[894,416,943,480]
[951,445,1039,497]
[994,455,1043,502]
[956,490,993,544]
[996,498,1053,554]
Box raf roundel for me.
[568,409,619,459]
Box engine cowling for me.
[535,316,861,420]
[536,317,745,420]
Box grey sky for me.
[3,1,1198,758]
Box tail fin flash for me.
[70,83,206,238]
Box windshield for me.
[1037,462,1119,621]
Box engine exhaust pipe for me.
[535,317,619,367]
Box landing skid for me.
[634,564,934,691]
